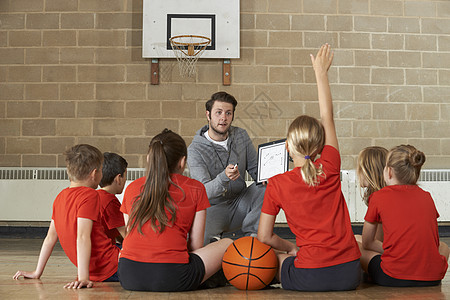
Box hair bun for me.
[410,149,426,167]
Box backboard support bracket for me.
[151,59,159,85]
[223,59,231,86]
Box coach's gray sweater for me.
[187,125,258,205]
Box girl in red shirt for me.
[354,146,388,244]
[118,129,233,292]
[361,144,449,286]
[257,44,361,291]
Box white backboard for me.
[142,0,240,59]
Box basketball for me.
[222,236,278,290]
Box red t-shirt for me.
[120,173,210,263]
[52,186,119,281]
[97,189,125,245]
[262,145,361,269]
[365,185,448,281]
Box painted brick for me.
[181,84,218,101]
[327,16,353,32]
[0,120,20,136]
[340,67,370,84]
[291,15,325,31]
[60,84,95,100]
[254,85,290,102]
[241,31,268,48]
[439,70,450,85]
[424,87,450,103]
[388,18,420,33]
[162,101,197,118]
[22,155,56,167]
[422,18,450,35]
[304,32,338,48]
[0,49,24,64]
[233,66,268,83]
[25,84,59,100]
[255,14,289,30]
[43,31,77,46]
[372,68,404,85]
[407,104,439,121]
[60,48,95,64]
[371,0,403,16]
[241,0,267,13]
[96,83,146,100]
[7,101,40,118]
[269,67,303,83]
[9,31,41,47]
[0,14,25,29]
[255,49,289,65]
[406,69,437,86]
[78,31,126,47]
[43,66,77,82]
[42,101,75,118]
[26,13,59,29]
[338,0,369,14]
[8,66,41,82]
[78,101,125,118]
[25,48,59,64]
[268,0,301,13]
[372,34,404,50]
[61,13,95,29]
[354,16,387,32]
[423,121,450,138]
[56,119,92,136]
[355,85,388,102]
[423,53,450,68]
[126,101,161,118]
[241,13,255,30]
[22,119,56,136]
[269,32,303,48]
[95,119,145,136]
[337,102,371,119]
[355,50,387,67]
[144,119,180,136]
[6,137,40,154]
[405,35,437,51]
[45,0,78,11]
[79,0,124,12]
[78,66,125,82]
[388,51,421,68]
[0,84,24,100]
[340,33,370,49]
[372,103,405,120]
[96,13,141,29]
[405,1,436,17]
[388,86,422,103]
[303,0,337,14]
[9,0,43,12]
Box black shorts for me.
[281,256,361,291]
[118,253,205,292]
[368,255,441,287]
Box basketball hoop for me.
[169,35,211,77]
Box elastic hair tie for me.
[304,155,310,160]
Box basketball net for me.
[169,35,211,77]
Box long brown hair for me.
[386,144,425,185]
[357,146,388,205]
[128,129,187,234]
[287,115,325,186]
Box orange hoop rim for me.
[169,35,211,47]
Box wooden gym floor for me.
[1,237,450,299]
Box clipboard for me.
[256,139,289,184]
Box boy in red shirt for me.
[98,152,127,246]
[13,144,120,288]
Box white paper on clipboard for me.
[256,139,289,184]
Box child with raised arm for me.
[98,152,128,245]
[360,144,449,287]
[118,129,233,292]
[355,146,388,244]
[13,144,120,288]
[257,44,361,291]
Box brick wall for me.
[0,0,449,169]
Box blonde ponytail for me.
[287,115,325,186]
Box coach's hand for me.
[225,164,240,181]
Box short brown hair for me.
[64,144,103,182]
[386,144,425,185]
[205,91,238,114]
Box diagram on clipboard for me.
[257,139,289,184]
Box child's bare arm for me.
[257,213,298,255]
[188,210,206,251]
[362,221,384,254]
[13,220,58,280]
[310,44,338,151]
[64,217,93,289]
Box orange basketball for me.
[222,236,278,290]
